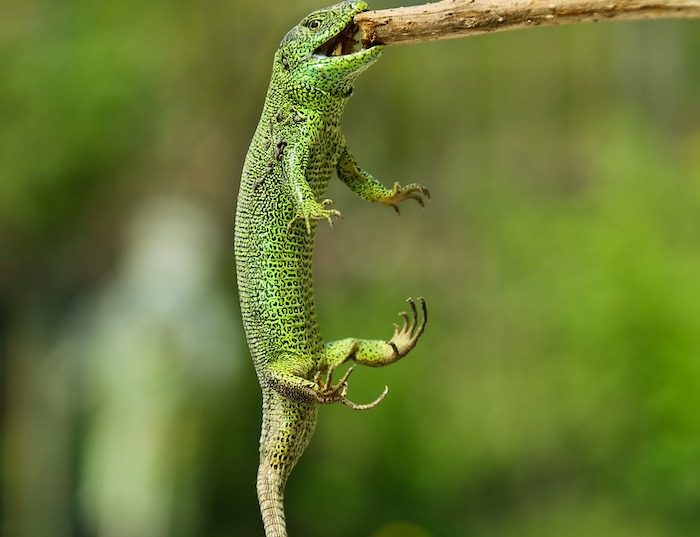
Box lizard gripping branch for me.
[233,2,429,536]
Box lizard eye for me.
[306,19,321,30]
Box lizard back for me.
[235,80,347,379]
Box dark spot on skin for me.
[256,137,287,192]
[254,165,272,191]
[274,139,287,161]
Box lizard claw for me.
[314,364,354,403]
[289,198,343,235]
[313,365,387,410]
[383,182,430,214]
[388,297,427,360]
[342,385,389,411]
[321,199,343,227]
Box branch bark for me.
[354,0,700,46]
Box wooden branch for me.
[354,0,700,46]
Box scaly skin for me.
[234,3,429,535]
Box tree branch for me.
[354,0,700,46]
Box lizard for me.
[234,2,429,536]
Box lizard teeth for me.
[313,21,365,58]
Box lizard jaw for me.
[312,20,371,59]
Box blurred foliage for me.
[1,1,699,536]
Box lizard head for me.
[277,1,382,96]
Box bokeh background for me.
[1,1,699,536]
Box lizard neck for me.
[270,61,353,115]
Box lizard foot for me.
[313,365,388,410]
[383,182,431,215]
[388,297,428,360]
[288,198,342,235]
[312,363,354,404]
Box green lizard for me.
[234,2,429,535]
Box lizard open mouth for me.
[313,21,366,57]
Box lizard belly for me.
[235,112,342,379]
[235,180,324,378]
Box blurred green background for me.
[1,1,699,536]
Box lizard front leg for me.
[319,298,427,409]
[284,136,342,234]
[336,143,430,213]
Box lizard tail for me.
[257,391,319,536]
[257,459,288,537]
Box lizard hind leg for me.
[322,297,428,410]
[312,355,386,411]
[323,297,428,368]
